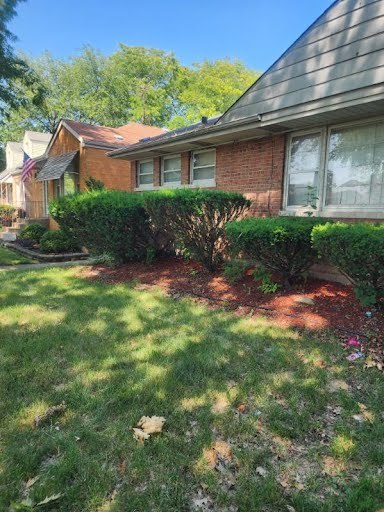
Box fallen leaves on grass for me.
[33,403,66,428]
[133,416,166,442]
[327,380,350,393]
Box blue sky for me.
[10,0,332,70]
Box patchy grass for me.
[0,267,383,512]
[0,245,35,265]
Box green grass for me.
[0,267,383,512]
[0,245,35,265]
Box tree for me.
[169,59,260,129]
[102,45,184,126]
[0,0,31,113]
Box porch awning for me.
[36,151,78,182]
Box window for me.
[191,149,215,184]
[326,122,384,207]
[63,172,79,195]
[286,132,322,207]
[162,155,181,185]
[137,159,154,189]
[285,120,384,213]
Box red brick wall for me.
[133,134,286,216]
[215,135,286,216]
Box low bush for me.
[312,222,384,307]
[49,191,153,262]
[40,230,81,254]
[223,259,252,284]
[0,204,15,227]
[18,223,47,243]
[226,216,324,285]
[143,189,250,271]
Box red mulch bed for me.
[79,256,383,338]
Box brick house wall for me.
[132,134,286,216]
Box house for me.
[0,132,52,218]
[109,0,384,221]
[26,119,166,228]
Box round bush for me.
[312,222,384,306]
[226,216,325,284]
[40,230,80,254]
[18,223,47,243]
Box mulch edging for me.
[2,241,89,262]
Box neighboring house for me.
[0,132,51,218]
[109,0,384,221]
[27,119,166,228]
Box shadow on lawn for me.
[0,268,383,512]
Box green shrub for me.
[85,176,105,192]
[49,191,153,262]
[18,223,47,243]
[143,189,250,271]
[312,222,384,306]
[253,266,281,294]
[223,259,252,284]
[226,217,324,285]
[40,230,81,254]
[0,204,15,227]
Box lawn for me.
[0,245,35,266]
[0,267,383,512]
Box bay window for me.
[285,120,384,214]
[137,159,153,189]
[162,155,181,185]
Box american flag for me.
[22,152,37,182]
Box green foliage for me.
[312,222,384,306]
[227,217,324,284]
[143,189,251,271]
[223,259,251,284]
[0,46,260,152]
[0,204,15,226]
[49,191,152,262]
[253,266,281,294]
[84,176,105,192]
[18,223,47,243]
[39,229,80,254]
[168,59,260,129]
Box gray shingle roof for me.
[36,151,78,182]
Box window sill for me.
[134,186,159,192]
[280,208,384,219]
[188,180,216,189]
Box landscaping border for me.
[1,241,89,263]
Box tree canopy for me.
[0,41,261,168]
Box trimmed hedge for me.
[18,223,47,243]
[40,230,81,254]
[143,188,250,271]
[226,216,324,284]
[312,222,384,306]
[49,191,153,262]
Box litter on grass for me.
[346,351,364,362]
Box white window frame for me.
[137,159,154,190]
[161,154,181,187]
[191,148,216,186]
[282,118,384,218]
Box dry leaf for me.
[34,403,66,428]
[137,416,166,434]
[133,428,150,442]
[36,493,63,506]
[327,380,350,393]
[256,466,267,477]
[25,475,40,489]
[237,403,248,414]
